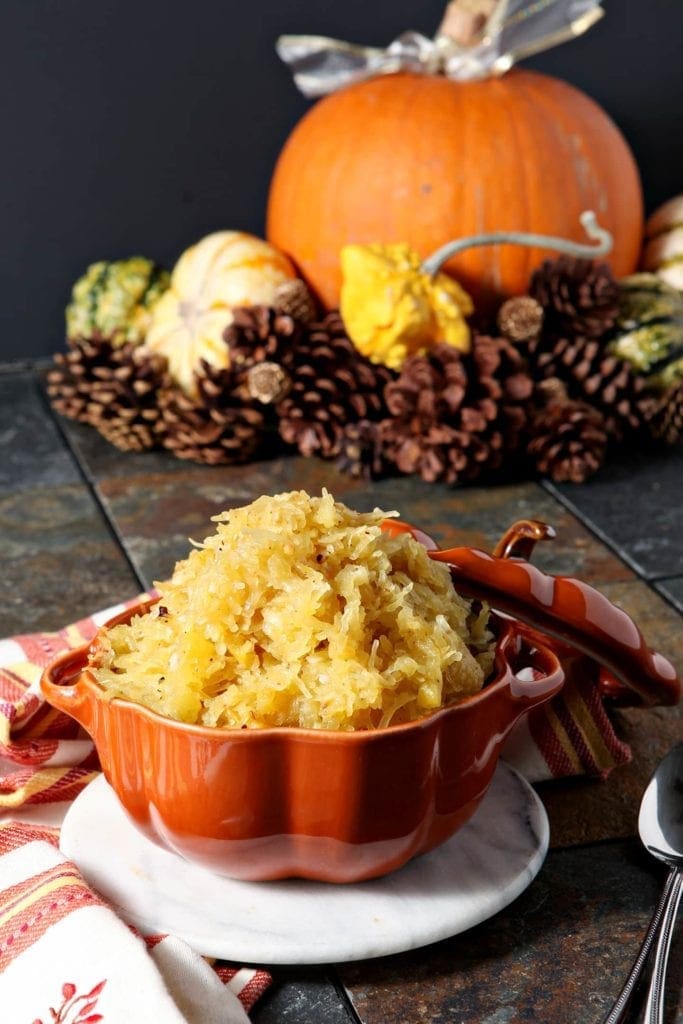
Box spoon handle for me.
[602,867,679,1024]
[643,868,683,1024]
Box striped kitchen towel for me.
[0,596,273,1023]
[0,822,269,1024]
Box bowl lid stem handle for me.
[492,519,556,561]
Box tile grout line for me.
[0,357,53,376]
[330,970,365,1024]
[540,479,683,616]
[540,481,683,587]
[539,479,650,578]
[31,362,683,618]
[650,582,683,616]
[33,372,148,592]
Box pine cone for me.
[497,296,544,343]
[530,256,619,340]
[527,381,608,483]
[159,361,266,465]
[272,279,317,323]
[336,420,387,480]
[649,380,683,445]
[46,338,169,451]
[381,337,534,485]
[246,362,292,404]
[224,306,303,369]
[524,334,655,439]
[47,337,114,421]
[276,313,394,459]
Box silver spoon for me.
[603,742,683,1024]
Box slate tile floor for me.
[1,365,681,1023]
[544,445,683,590]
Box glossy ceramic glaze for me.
[430,518,680,709]
[60,762,548,963]
[42,611,561,882]
[41,518,681,883]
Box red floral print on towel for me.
[32,979,106,1024]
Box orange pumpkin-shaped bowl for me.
[41,607,563,882]
[40,520,680,883]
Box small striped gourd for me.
[144,231,296,395]
[608,274,683,391]
[66,257,169,347]
[642,195,683,291]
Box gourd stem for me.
[421,211,613,277]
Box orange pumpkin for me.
[266,69,643,311]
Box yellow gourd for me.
[340,242,472,369]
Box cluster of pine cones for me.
[46,259,682,486]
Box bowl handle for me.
[497,623,565,707]
[430,544,681,709]
[40,646,94,730]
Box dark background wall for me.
[1,0,682,362]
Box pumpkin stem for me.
[437,0,498,48]
[421,211,613,277]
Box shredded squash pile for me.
[90,491,493,730]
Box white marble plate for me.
[60,761,547,965]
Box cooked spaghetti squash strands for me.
[91,491,494,729]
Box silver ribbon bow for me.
[277,0,603,98]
